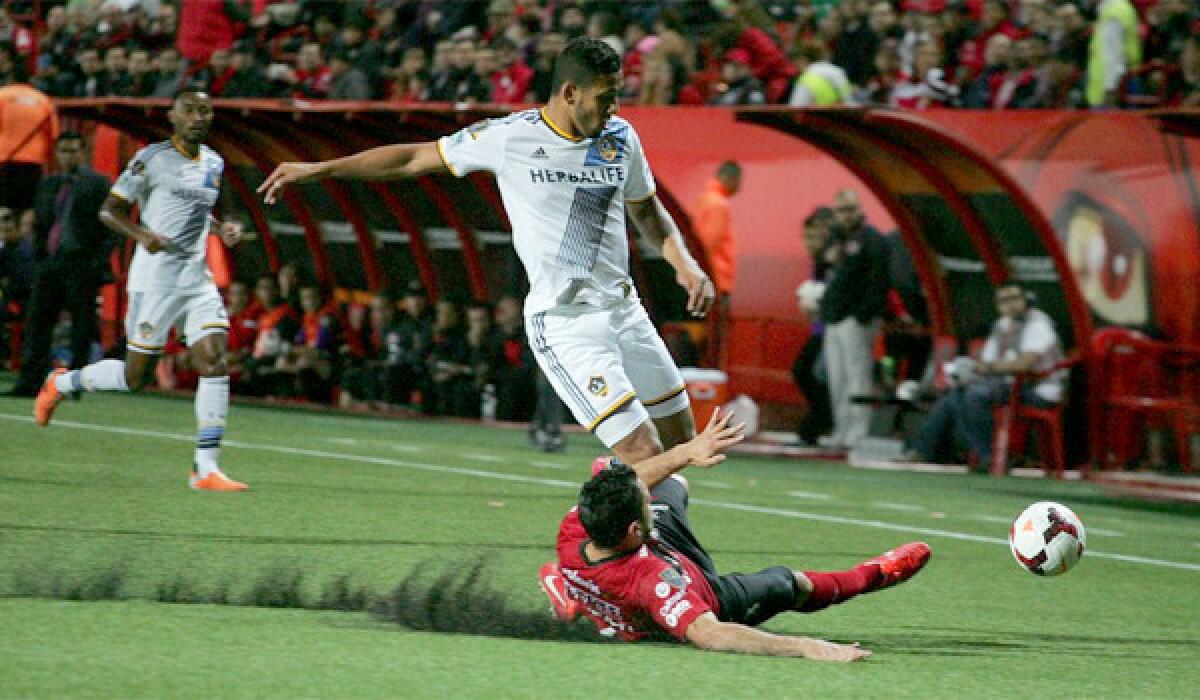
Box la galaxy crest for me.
[595,134,619,163]
[587,375,609,397]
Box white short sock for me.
[56,360,129,393]
[194,376,230,477]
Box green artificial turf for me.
[1,386,1197,698]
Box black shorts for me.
[650,477,798,627]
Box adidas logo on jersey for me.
[532,147,549,159]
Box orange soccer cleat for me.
[33,369,68,426]
[189,468,249,492]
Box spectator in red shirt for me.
[489,37,532,104]
[225,280,261,380]
[892,39,960,108]
[542,411,929,656]
[283,42,331,98]
[957,0,1025,81]
[961,32,1011,107]
[178,0,249,64]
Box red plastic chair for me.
[1088,328,1200,472]
[991,354,1081,479]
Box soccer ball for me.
[1009,501,1086,576]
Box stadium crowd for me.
[0,0,1197,109]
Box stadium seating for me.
[990,353,1081,479]
[1088,328,1200,473]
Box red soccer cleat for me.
[860,542,931,590]
[538,561,580,622]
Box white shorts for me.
[125,284,229,354]
[527,300,689,447]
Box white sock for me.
[56,359,129,393]
[194,376,230,477]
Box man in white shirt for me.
[258,38,714,465]
[33,91,249,492]
[905,283,1065,466]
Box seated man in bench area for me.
[903,283,1065,467]
[539,408,930,661]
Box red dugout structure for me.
[52,99,1200,472]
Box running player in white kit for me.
[33,91,249,491]
[259,38,714,465]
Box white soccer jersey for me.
[111,139,223,291]
[438,109,656,315]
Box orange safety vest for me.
[0,83,58,165]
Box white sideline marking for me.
[787,490,832,500]
[1088,527,1124,537]
[700,480,733,490]
[326,437,422,453]
[530,460,568,470]
[461,452,505,463]
[2,412,1196,572]
[873,501,925,512]
[974,514,1015,524]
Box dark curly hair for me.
[578,462,643,548]
[551,37,621,93]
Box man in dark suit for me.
[8,131,112,396]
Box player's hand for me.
[139,231,172,253]
[680,407,745,468]
[677,266,715,317]
[802,639,872,662]
[218,220,245,246]
[258,162,325,204]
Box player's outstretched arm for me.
[99,194,171,253]
[626,195,715,317]
[631,407,745,489]
[258,141,449,204]
[685,612,871,661]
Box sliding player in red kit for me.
[540,409,930,660]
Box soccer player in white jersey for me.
[259,38,714,466]
[33,91,249,492]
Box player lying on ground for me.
[34,91,248,491]
[257,38,712,468]
[540,409,931,660]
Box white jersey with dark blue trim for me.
[437,109,656,315]
[111,139,223,292]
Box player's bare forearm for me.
[630,443,694,489]
[627,196,714,316]
[627,196,690,267]
[686,613,870,661]
[258,142,447,204]
[100,194,169,252]
[631,408,744,488]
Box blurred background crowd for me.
[1,0,1197,109]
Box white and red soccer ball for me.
[1009,501,1086,576]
